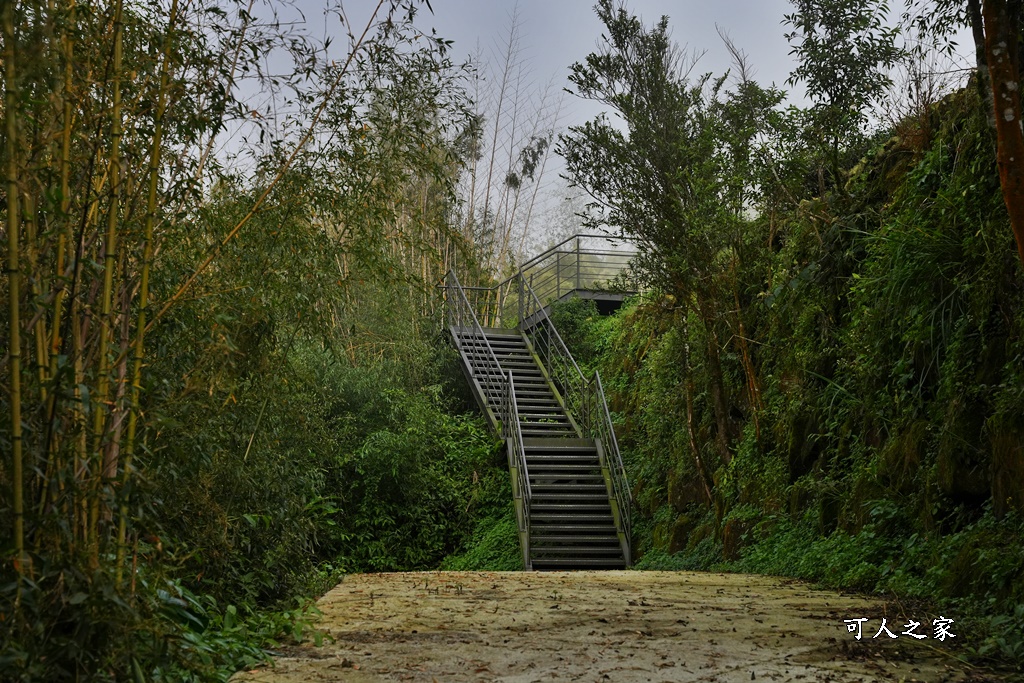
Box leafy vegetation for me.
[557,0,1024,669]
[0,1,513,679]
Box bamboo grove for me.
[0,0,483,598]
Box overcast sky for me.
[423,0,805,126]
[262,0,972,236]
[278,0,975,135]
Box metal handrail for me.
[444,271,506,412]
[515,233,635,279]
[445,271,533,568]
[520,276,590,426]
[501,369,531,568]
[519,274,632,560]
[589,371,632,557]
[452,234,638,328]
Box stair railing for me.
[519,274,633,557]
[587,371,632,558]
[445,271,533,567]
[519,276,589,426]
[500,369,531,568]
[444,271,506,411]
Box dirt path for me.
[232,570,999,683]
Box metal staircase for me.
[458,331,578,438]
[443,235,635,570]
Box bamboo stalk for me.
[4,0,26,575]
[28,187,62,535]
[88,0,124,563]
[115,0,178,586]
[39,0,75,528]
[72,296,86,549]
[23,194,51,404]
[137,1,387,342]
[71,151,107,550]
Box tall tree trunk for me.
[983,0,1024,512]
[969,0,997,127]
[982,0,1024,267]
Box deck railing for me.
[457,234,637,328]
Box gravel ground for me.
[231,570,1004,683]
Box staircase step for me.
[461,338,526,346]
[519,423,576,430]
[531,501,611,510]
[529,473,603,481]
[534,510,611,519]
[462,351,529,360]
[533,498,609,507]
[463,349,533,359]
[461,349,528,358]
[530,535,620,544]
[533,483,607,491]
[528,528,614,536]
[458,340,524,348]
[467,356,536,367]
[520,431,578,438]
[528,464,598,475]
[478,331,524,340]
[463,336,525,344]
[523,439,596,449]
[525,448,598,456]
[531,545,624,555]
[532,516,610,528]
[531,558,627,569]
[526,461,601,469]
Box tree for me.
[784,0,904,192]
[559,0,782,464]
[902,0,1024,269]
[458,7,563,280]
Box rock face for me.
[231,571,988,683]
